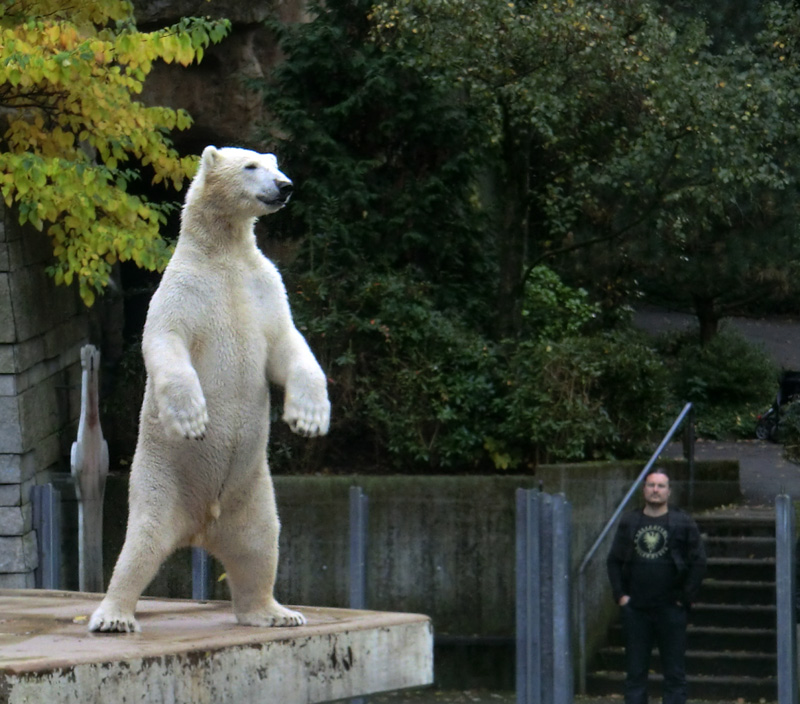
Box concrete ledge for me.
[0,589,433,704]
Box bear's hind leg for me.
[89,508,189,633]
[208,473,305,627]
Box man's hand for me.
[618,595,630,606]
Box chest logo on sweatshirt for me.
[634,524,668,559]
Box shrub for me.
[659,327,778,438]
[488,329,670,467]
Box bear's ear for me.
[200,145,219,170]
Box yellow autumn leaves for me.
[0,1,230,305]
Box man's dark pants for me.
[621,603,688,704]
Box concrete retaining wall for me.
[52,460,739,687]
[0,204,88,588]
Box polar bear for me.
[89,146,330,633]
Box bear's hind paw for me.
[236,604,307,628]
[88,605,141,634]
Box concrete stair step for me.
[700,578,775,605]
[586,670,776,701]
[606,625,777,652]
[702,535,776,559]
[595,647,776,679]
[705,556,775,582]
[588,507,780,701]
[695,510,776,538]
[690,602,775,629]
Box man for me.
[606,469,706,704]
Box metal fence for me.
[32,480,574,702]
[516,489,573,704]
[31,483,61,590]
[775,493,798,704]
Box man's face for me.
[643,472,670,506]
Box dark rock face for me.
[131,0,276,25]
[131,0,307,150]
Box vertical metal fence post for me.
[539,494,555,704]
[517,489,573,704]
[516,488,541,704]
[551,495,573,704]
[349,486,369,704]
[31,484,62,590]
[775,494,798,704]
[192,548,211,601]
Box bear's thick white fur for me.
[89,146,330,633]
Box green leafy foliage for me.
[255,0,682,472]
[370,0,800,340]
[779,400,800,462]
[659,327,778,438]
[0,0,230,304]
[489,330,670,467]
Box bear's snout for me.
[277,180,293,203]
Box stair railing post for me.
[775,494,798,704]
[685,407,696,509]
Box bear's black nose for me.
[278,181,293,200]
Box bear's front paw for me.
[88,603,141,634]
[236,603,307,628]
[283,393,330,437]
[159,389,209,440]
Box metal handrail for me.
[576,401,694,694]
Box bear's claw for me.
[283,399,330,437]
[160,394,209,440]
[88,605,141,634]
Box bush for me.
[269,273,500,473]
[780,400,800,461]
[659,327,778,439]
[488,329,670,468]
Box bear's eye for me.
[244,163,259,171]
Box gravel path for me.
[633,305,800,371]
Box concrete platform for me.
[0,589,433,704]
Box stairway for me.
[586,506,778,701]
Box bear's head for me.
[191,146,293,219]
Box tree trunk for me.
[495,112,531,340]
[693,295,720,346]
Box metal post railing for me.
[775,494,798,704]
[516,489,573,704]
[349,486,369,611]
[349,486,369,704]
[576,401,693,694]
[32,483,61,590]
[192,548,211,601]
[516,488,542,704]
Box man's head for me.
[643,469,671,512]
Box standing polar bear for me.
[89,146,330,633]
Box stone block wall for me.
[0,203,87,587]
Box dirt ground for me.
[365,688,758,704]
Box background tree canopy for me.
[244,0,793,471]
[8,0,792,471]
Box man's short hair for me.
[644,468,670,483]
